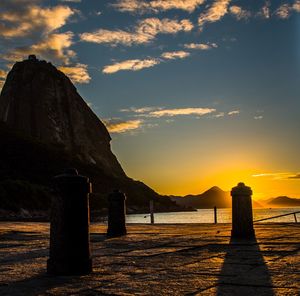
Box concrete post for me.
[231,182,255,239]
[214,206,217,224]
[47,169,92,275]
[150,200,154,224]
[107,190,127,237]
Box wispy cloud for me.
[258,0,271,19]
[59,0,81,2]
[102,58,160,74]
[254,115,263,120]
[161,51,190,60]
[59,63,91,84]
[103,49,192,74]
[80,18,193,46]
[184,42,218,50]
[276,1,300,19]
[120,106,162,113]
[198,0,231,27]
[229,5,251,20]
[104,118,143,133]
[252,172,300,180]
[112,0,205,13]
[121,106,216,118]
[228,110,240,115]
[0,70,6,79]
[276,4,290,19]
[288,173,300,179]
[0,69,7,90]
[150,107,215,117]
[212,112,225,118]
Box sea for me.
[126,207,300,224]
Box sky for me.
[0,0,300,199]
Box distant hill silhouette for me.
[171,186,263,209]
[171,186,231,209]
[267,196,300,207]
[0,57,181,217]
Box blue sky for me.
[0,0,300,197]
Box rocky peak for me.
[0,56,125,177]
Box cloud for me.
[275,3,291,19]
[103,49,192,74]
[258,0,271,19]
[80,29,148,46]
[288,174,300,179]
[59,0,81,2]
[198,0,231,27]
[161,51,190,60]
[294,0,300,12]
[106,106,217,133]
[254,115,263,120]
[104,119,143,133]
[0,1,78,67]
[58,63,91,84]
[4,32,75,64]
[0,3,75,38]
[0,69,7,90]
[146,107,215,117]
[212,112,225,118]
[228,110,240,115]
[276,1,300,19]
[184,42,218,50]
[120,106,216,118]
[0,70,7,79]
[229,5,251,20]
[252,172,300,180]
[103,58,160,74]
[80,18,193,46]
[120,106,162,113]
[112,0,205,13]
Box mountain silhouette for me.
[171,186,263,209]
[171,186,231,209]
[0,56,180,217]
[267,196,300,207]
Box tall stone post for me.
[107,190,127,237]
[47,169,92,275]
[231,182,255,239]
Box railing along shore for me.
[253,210,300,223]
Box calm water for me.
[126,207,300,224]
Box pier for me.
[0,222,300,295]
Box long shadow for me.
[0,272,78,296]
[217,236,274,295]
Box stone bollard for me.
[107,189,127,237]
[231,182,255,239]
[47,168,92,275]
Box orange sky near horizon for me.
[112,134,300,200]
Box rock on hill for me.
[0,57,180,217]
[0,57,124,177]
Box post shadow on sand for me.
[0,272,76,296]
[217,183,274,295]
[216,237,274,295]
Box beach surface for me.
[0,222,299,295]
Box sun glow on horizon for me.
[121,160,300,200]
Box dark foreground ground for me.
[0,223,300,295]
